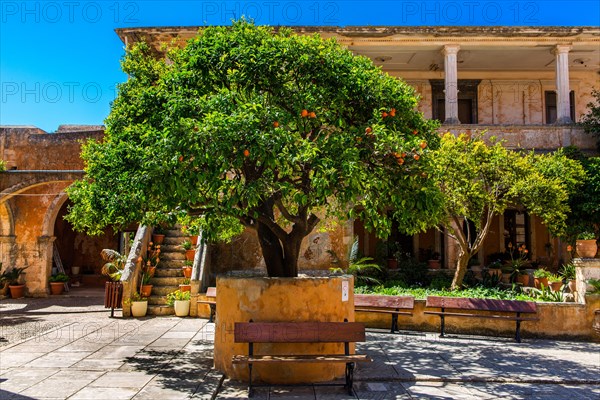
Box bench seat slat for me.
[232,354,371,364]
[424,311,539,321]
[197,300,216,305]
[235,322,366,343]
[355,308,412,316]
[425,296,537,313]
[354,294,414,309]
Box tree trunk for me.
[451,249,471,290]
[257,222,286,277]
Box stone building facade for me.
[1,26,598,296]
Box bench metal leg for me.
[515,312,522,343]
[209,305,216,323]
[248,363,254,397]
[440,311,446,337]
[391,313,399,333]
[345,362,355,395]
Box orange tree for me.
[66,21,443,277]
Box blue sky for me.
[1,0,599,132]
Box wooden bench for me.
[197,287,216,322]
[424,296,538,343]
[354,294,415,333]
[232,320,371,397]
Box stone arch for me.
[0,179,72,204]
[0,202,15,236]
[42,192,70,237]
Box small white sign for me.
[341,279,349,302]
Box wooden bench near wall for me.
[232,320,371,397]
[424,296,539,343]
[197,287,216,322]
[354,294,415,333]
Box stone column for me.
[34,236,56,297]
[442,44,460,124]
[553,45,572,124]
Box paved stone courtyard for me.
[1,289,599,399]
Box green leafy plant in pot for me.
[3,266,27,298]
[49,273,69,295]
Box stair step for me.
[148,296,169,305]
[154,268,185,278]
[159,244,185,253]
[152,285,181,296]
[161,252,186,261]
[163,236,189,245]
[147,305,174,316]
[164,228,188,237]
[151,277,185,286]
[158,260,187,268]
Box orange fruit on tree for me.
[243,149,250,157]
[412,130,418,135]
[301,109,308,118]
[401,152,406,158]
[397,158,404,165]
[178,155,184,162]
[357,137,363,143]
[309,111,316,118]
[365,127,372,134]
[420,141,427,149]
[389,108,396,117]
[273,121,279,128]
[413,154,420,160]
[382,111,388,118]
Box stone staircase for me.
[147,226,188,316]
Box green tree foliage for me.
[562,146,600,241]
[429,133,585,289]
[580,89,600,151]
[66,21,442,277]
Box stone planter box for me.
[214,275,354,384]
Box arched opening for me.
[52,199,119,287]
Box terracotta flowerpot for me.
[9,284,25,299]
[487,268,502,279]
[568,279,577,293]
[534,277,549,289]
[387,258,398,269]
[185,249,196,261]
[174,300,190,317]
[428,259,441,269]
[140,284,153,297]
[516,274,529,286]
[179,284,191,292]
[131,301,148,317]
[190,235,199,246]
[576,239,597,258]
[501,273,512,284]
[182,267,192,279]
[152,234,165,245]
[550,281,563,292]
[49,282,65,295]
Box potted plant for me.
[547,274,563,292]
[167,289,191,317]
[140,272,153,297]
[49,273,69,295]
[4,267,27,298]
[179,278,191,292]
[181,240,195,261]
[128,292,148,317]
[384,242,401,269]
[504,244,529,284]
[486,260,503,279]
[575,232,597,258]
[560,262,577,293]
[143,242,160,277]
[152,225,166,245]
[0,264,10,297]
[533,268,550,289]
[182,260,193,279]
[428,251,442,269]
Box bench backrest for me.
[205,287,216,298]
[355,294,414,309]
[234,322,366,343]
[426,296,537,313]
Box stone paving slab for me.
[2,293,600,399]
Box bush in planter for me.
[49,273,69,283]
[100,249,127,281]
[3,266,28,298]
[126,292,148,317]
[167,289,191,317]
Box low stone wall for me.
[355,296,600,342]
[214,275,355,384]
